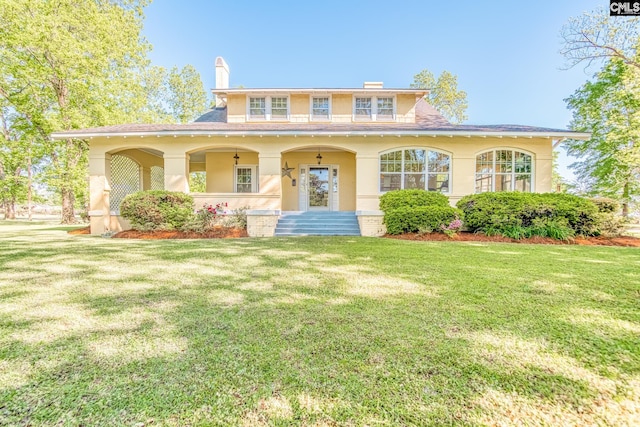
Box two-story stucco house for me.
[52,57,589,237]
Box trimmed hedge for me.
[379,189,449,211]
[456,192,600,237]
[120,190,194,231]
[384,205,461,235]
[379,189,461,235]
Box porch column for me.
[355,153,380,211]
[535,155,553,193]
[88,152,111,235]
[164,153,190,192]
[258,152,282,210]
[451,155,475,206]
[141,166,152,190]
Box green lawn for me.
[0,223,638,426]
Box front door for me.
[308,166,330,210]
[298,165,339,211]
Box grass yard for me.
[0,223,639,426]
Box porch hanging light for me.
[233,149,239,165]
[316,151,322,165]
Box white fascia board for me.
[211,88,428,95]
[51,129,591,140]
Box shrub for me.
[379,189,449,211]
[528,217,575,241]
[120,190,194,231]
[589,198,624,236]
[384,205,461,235]
[590,197,619,213]
[181,203,249,233]
[457,192,600,237]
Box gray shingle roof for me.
[51,99,588,139]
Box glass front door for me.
[308,167,330,209]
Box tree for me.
[0,0,151,223]
[560,7,640,71]
[565,59,640,217]
[167,65,210,123]
[135,65,210,124]
[410,69,468,124]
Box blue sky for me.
[142,0,604,179]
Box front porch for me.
[86,139,380,236]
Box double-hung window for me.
[247,96,289,121]
[311,96,330,120]
[354,95,395,121]
[235,165,257,193]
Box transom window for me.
[475,149,533,193]
[354,96,396,121]
[379,148,450,193]
[247,96,289,121]
[311,96,330,120]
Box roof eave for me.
[211,88,429,96]
[50,129,591,140]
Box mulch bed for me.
[386,232,640,247]
[68,226,639,246]
[68,226,91,235]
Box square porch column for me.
[355,154,380,211]
[257,152,282,210]
[88,153,111,235]
[164,153,190,193]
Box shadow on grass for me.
[0,228,638,425]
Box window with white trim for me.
[247,96,289,121]
[249,97,266,119]
[475,149,532,193]
[355,97,372,119]
[271,97,288,119]
[354,95,395,121]
[379,148,450,193]
[311,96,330,120]
[235,165,258,193]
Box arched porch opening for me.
[281,145,356,212]
[107,147,164,213]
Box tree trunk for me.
[622,181,630,218]
[27,154,32,221]
[4,199,16,220]
[61,187,76,224]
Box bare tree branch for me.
[560,7,640,71]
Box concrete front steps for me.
[274,211,361,236]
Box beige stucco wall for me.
[86,134,554,234]
[205,151,259,192]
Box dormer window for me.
[353,95,395,121]
[355,97,372,119]
[311,96,331,120]
[247,96,289,121]
[377,97,394,120]
[249,97,266,119]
